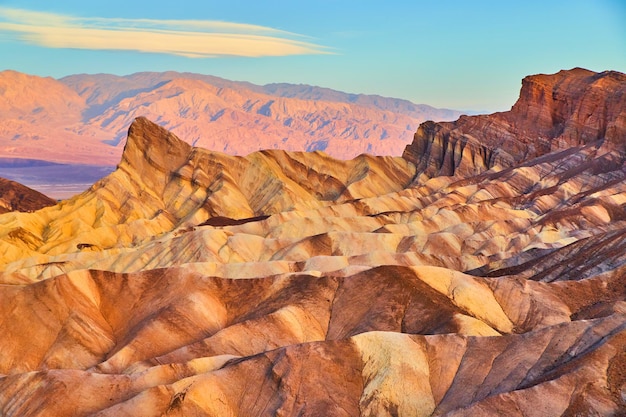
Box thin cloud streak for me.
[0,7,331,57]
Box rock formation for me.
[0,68,624,416]
[0,177,55,214]
[0,70,461,165]
[403,68,626,177]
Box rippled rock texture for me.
[0,69,625,416]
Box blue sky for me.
[0,0,624,111]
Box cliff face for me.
[403,68,626,177]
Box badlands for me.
[0,68,625,416]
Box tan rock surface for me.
[0,68,624,415]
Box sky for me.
[0,0,624,112]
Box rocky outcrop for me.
[0,117,416,273]
[0,177,55,214]
[403,68,626,177]
[510,68,626,150]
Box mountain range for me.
[0,68,625,416]
[0,70,461,165]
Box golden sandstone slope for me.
[0,68,625,416]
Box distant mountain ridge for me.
[0,70,462,165]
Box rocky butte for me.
[403,68,626,177]
[0,68,624,416]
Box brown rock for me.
[403,68,626,177]
[0,177,55,214]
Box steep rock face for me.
[403,68,626,177]
[510,68,626,149]
[0,177,55,214]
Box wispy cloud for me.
[0,7,332,58]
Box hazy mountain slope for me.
[62,72,458,121]
[0,70,462,165]
[0,69,624,416]
[258,82,462,120]
[0,70,115,163]
[62,71,461,158]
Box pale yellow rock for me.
[451,314,501,336]
[353,331,436,417]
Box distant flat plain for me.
[0,158,114,200]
